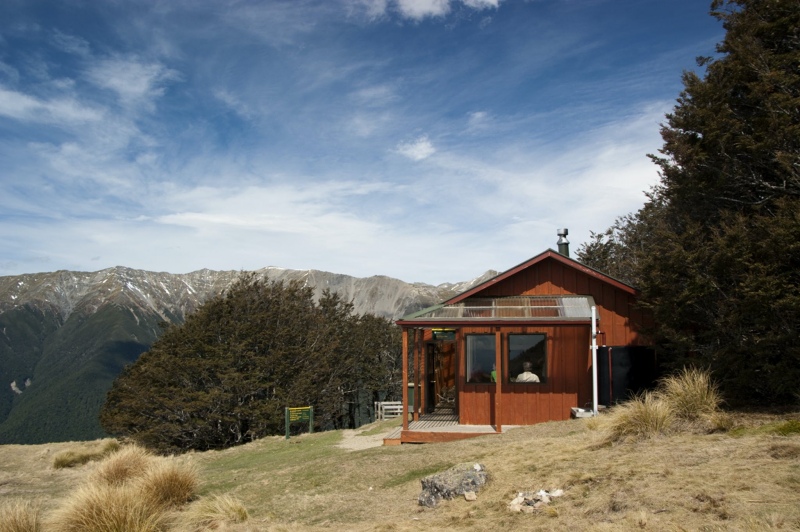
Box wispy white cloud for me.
[351,84,397,106]
[0,86,103,124]
[50,29,91,57]
[213,89,254,120]
[462,0,502,8]
[344,0,389,20]
[345,0,501,21]
[466,110,490,132]
[396,0,451,19]
[0,61,20,83]
[396,135,436,160]
[86,57,181,110]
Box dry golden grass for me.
[172,494,249,531]
[52,439,120,469]
[135,458,200,509]
[19,444,203,531]
[660,367,722,420]
[89,444,154,486]
[601,391,675,443]
[46,483,169,532]
[600,368,731,443]
[2,409,799,531]
[0,499,41,532]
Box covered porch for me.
[382,410,516,445]
[393,295,597,444]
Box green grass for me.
[381,463,455,488]
[356,417,402,437]
[775,419,800,436]
[730,418,800,437]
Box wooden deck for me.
[383,411,514,445]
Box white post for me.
[591,306,599,416]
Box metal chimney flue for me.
[557,228,569,257]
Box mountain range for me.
[0,266,495,444]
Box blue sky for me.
[0,0,721,284]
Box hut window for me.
[466,334,495,383]
[508,334,546,384]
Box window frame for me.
[465,334,496,384]
[507,333,547,384]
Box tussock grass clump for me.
[172,494,249,531]
[603,391,675,443]
[49,444,203,531]
[0,499,41,532]
[90,444,155,486]
[52,439,121,469]
[135,458,199,509]
[602,368,726,443]
[47,483,168,532]
[659,367,722,420]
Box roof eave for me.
[444,249,638,305]
[396,318,592,328]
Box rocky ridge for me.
[0,265,497,444]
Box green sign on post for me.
[285,406,314,439]
[432,328,456,341]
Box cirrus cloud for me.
[396,135,436,160]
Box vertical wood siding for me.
[477,259,647,346]
[457,324,591,425]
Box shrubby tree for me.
[100,274,401,452]
[578,0,800,404]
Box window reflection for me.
[508,334,546,383]
[466,335,495,383]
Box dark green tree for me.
[100,274,402,452]
[579,0,800,404]
[576,194,667,286]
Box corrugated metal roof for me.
[400,295,596,322]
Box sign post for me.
[285,406,314,439]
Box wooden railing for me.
[375,401,403,420]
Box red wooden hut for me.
[389,235,653,444]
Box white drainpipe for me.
[591,305,599,416]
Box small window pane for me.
[508,334,546,383]
[466,335,495,383]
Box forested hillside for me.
[0,266,488,444]
[101,275,402,452]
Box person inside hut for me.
[516,361,540,383]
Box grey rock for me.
[418,463,489,508]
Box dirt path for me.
[336,426,394,451]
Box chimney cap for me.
[557,228,570,257]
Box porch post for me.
[402,327,409,432]
[414,328,421,421]
[494,329,502,433]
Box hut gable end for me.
[444,250,645,347]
